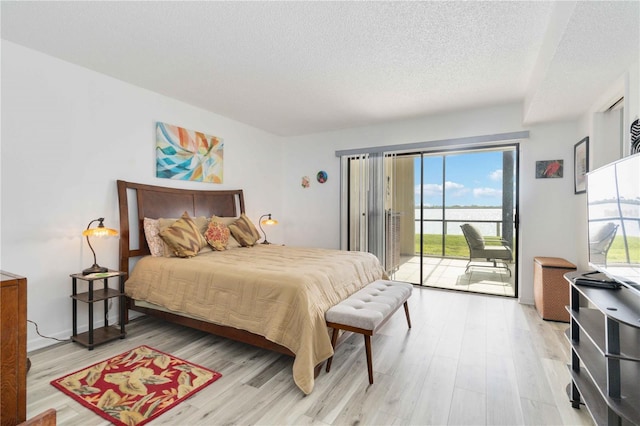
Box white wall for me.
[1,41,284,351]
[521,120,582,279]
[282,103,582,304]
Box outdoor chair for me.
[589,222,619,267]
[460,223,513,276]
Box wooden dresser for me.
[1,271,27,426]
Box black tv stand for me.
[564,271,640,425]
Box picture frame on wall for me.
[535,160,563,179]
[574,136,589,194]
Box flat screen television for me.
[587,153,640,293]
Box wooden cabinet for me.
[1,271,27,426]
[565,271,640,425]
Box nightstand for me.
[70,270,126,350]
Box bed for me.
[116,180,386,394]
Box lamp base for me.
[82,264,108,275]
[261,240,271,245]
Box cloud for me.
[489,169,503,181]
[418,183,443,197]
[416,182,503,204]
[473,187,502,198]
[444,181,464,190]
[416,181,468,197]
[446,181,469,198]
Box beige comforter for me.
[125,245,385,394]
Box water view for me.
[414,207,509,236]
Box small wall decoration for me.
[535,160,563,179]
[301,176,310,188]
[156,122,224,183]
[317,171,328,183]
[574,137,589,194]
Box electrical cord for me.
[27,320,71,343]
[28,300,114,343]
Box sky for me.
[414,150,512,207]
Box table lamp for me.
[259,214,278,245]
[82,218,118,275]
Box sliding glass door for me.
[345,144,518,297]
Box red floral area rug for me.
[51,345,221,426]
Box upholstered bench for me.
[325,280,413,384]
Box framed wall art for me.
[156,122,224,183]
[535,159,563,179]
[574,136,589,194]
[317,170,328,183]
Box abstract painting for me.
[156,122,223,183]
[535,159,563,179]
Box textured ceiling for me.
[2,1,638,136]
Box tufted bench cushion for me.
[325,280,412,331]
[325,280,412,384]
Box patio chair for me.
[460,223,513,276]
[589,222,618,267]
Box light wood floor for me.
[26,287,593,425]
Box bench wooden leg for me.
[364,334,373,384]
[326,328,340,373]
[404,301,412,329]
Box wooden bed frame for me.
[116,180,295,357]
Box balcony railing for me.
[414,218,508,258]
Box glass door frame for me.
[409,143,520,298]
[343,142,520,298]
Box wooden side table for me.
[70,270,126,350]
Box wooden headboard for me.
[116,180,245,275]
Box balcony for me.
[393,255,515,297]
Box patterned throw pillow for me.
[159,216,209,257]
[204,220,230,251]
[210,216,242,249]
[159,212,206,258]
[228,214,261,247]
[143,218,164,257]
